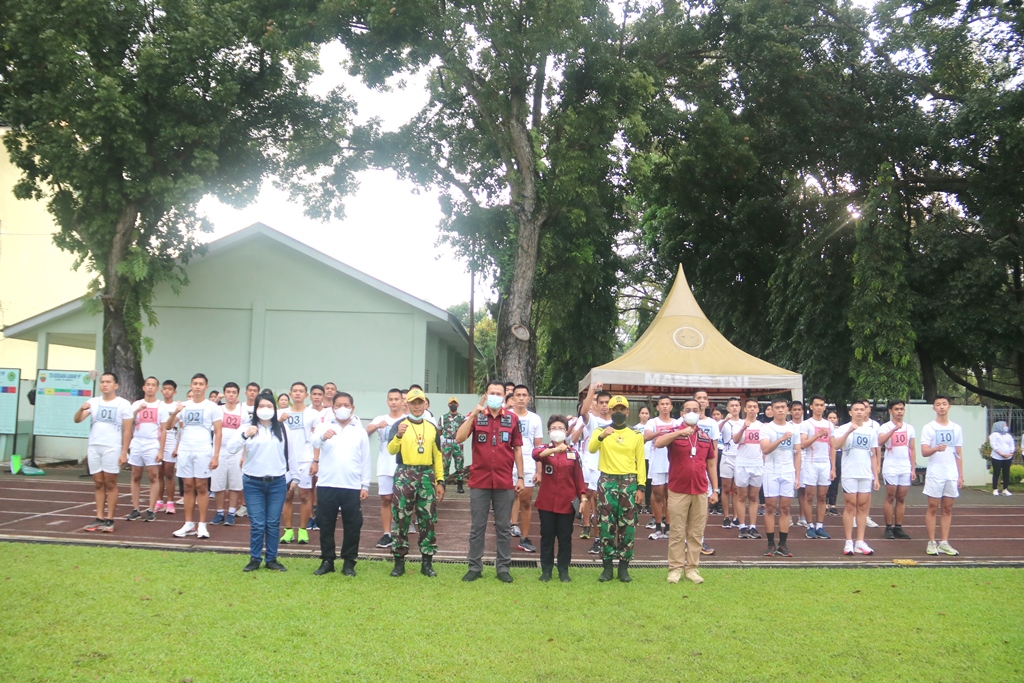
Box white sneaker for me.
[926,540,939,555]
[645,519,658,530]
[196,523,210,539]
[667,568,683,584]
[172,522,196,538]
[510,524,522,538]
[237,505,248,517]
[843,541,854,555]
[865,516,879,528]
[854,541,874,555]
[994,489,1002,496]
[937,541,959,556]
[1003,490,1013,497]
[648,530,666,540]
[796,518,809,528]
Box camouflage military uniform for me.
[597,474,638,561]
[392,465,438,557]
[441,411,466,484]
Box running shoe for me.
[763,544,776,557]
[854,541,874,555]
[175,498,185,505]
[747,527,762,540]
[814,527,831,540]
[738,527,751,539]
[826,506,839,516]
[588,540,601,555]
[884,527,895,540]
[225,513,235,526]
[196,523,210,539]
[805,527,817,540]
[700,541,715,556]
[774,545,793,557]
[843,540,854,556]
[101,519,115,533]
[579,528,590,540]
[210,512,225,525]
[280,529,295,544]
[865,516,878,528]
[173,522,197,537]
[1003,490,1013,497]
[993,489,1001,496]
[795,518,809,528]
[144,510,156,522]
[645,519,658,530]
[722,518,734,529]
[893,526,911,540]
[298,528,309,544]
[376,533,393,548]
[518,538,537,553]
[511,524,522,538]
[165,502,176,514]
[758,505,766,516]
[126,509,141,521]
[926,541,939,555]
[154,501,166,513]
[937,541,959,556]
[236,505,248,517]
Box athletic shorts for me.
[651,472,669,486]
[87,445,121,475]
[801,461,831,487]
[211,454,243,492]
[734,465,763,489]
[841,477,873,494]
[583,466,600,492]
[162,442,177,464]
[293,461,314,490]
[924,477,959,499]
[512,466,536,488]
[883,472,912,487]
[128,446,160,468]
[378,474,394,496]
[176,449,212,479]
[720,456,736,480]
[763,472,795,498]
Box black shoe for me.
[462,570,482,582]
[738,527,752,539]
[143,510,156,522]
[390,558,406,577]
[617,560,631,583]
[588,540,601,555]
[126,509,141,521]
[341,560,357,577]
[893,526,912,540]
[884,526,895,540]
[558,567,572,582]
[599,559,615,582]
[420,555,436,577]
[264,560,287,572]
[774,545,793,557]
[457,483,465,494]
[243,558,261,572]
[518,538,537,553]
[314,560,336,576]
[748,527,762,540]
[701,541,715,556]
[764,543,776,556]
[758,505,766,516]
[539,566,553,582]
[496,571,513,583]
[375,533,393,548]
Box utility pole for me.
[468,265,475,393]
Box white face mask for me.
[550,430,566,443]
[335,407,353,421]
[682,412,700,426]
[485,395,504,410]
[256,407,275,421]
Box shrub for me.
[1010,465,1024,486]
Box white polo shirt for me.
[312,419,371,491]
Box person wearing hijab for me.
[989,421,1015,496]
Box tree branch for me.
[939,363,1024,407]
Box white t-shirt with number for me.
[87,397,133,449]
[721,419,743,460]
[515,411,543,475]
[835,422,878,479]
[644,416,678,475]
[735,421,765,468]
[279,406,319,464]
[584,413,613,471]
[372,413,405,477]
[761,422,797,474]
[696,417,721,455]
[129,399,162,450]
[880,421,916,475]
[177,399,223,451]
[921,420,963,481]
[159,401,179,449]
[803,418,833,463]
[220,404,246,455]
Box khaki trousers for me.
[667,491,708,571]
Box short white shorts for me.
[883,472,912,487]
[651,472,669,486]
[293,461,314,490]
[87,445,121,475]
[378,474,394,497]
[211,454,243,492]
[512,466,536,488]
[763,472,795,498]
[176,449,212,479]
[841,477,873,494]
[924,477,959,499]
[719,454,736,480]
[162,442,177,464]
[734,465,763,489]
[801,461,831,487]
[128,447,160,468]
[583,466,600,492]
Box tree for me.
[328,0,644,389]
[0,1,361,399]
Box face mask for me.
[335,407,352,421]
[683,412,699,426]
[550,430,566,443]
[611,412,627,428]
[256,407,275,421]
[486,395,503,410]
[407,414,424,423]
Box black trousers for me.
[992,460,1012,490]
[644,460,652,506]
[539,509,574,571]
[827,451,843,506]
[316,487,363,563]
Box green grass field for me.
[2,542,1022,682]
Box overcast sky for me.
[198,42,490,312]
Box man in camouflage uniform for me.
[441,397,467,493]
[386,388,446,577]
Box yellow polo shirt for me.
[589,426,646,482]
[388,418,444,482]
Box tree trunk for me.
[496,213,542,389]
[102,204,143,401]
[917,344,937,403]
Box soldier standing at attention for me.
[441,397,466,493]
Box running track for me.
[2,474,1022,568]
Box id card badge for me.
[566,452,576,460]
[691,446,697,456]
[501,431,510,443]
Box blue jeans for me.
[243,475,287,562]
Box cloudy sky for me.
[198,42,491,312]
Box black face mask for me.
[611,412,627,428]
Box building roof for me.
[578,265,803,400]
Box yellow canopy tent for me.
[578,265,803,401]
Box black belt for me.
[244,474,285,483]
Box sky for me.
[197,42,491,312]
